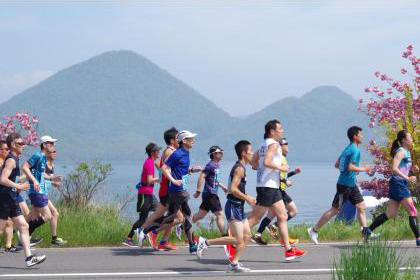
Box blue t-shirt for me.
[202,161,221,195]
[165,147,190,194]
[27,152,47,194]
[337,143,360,187]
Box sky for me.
[0,0,419,116]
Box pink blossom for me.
[401,68,407,74]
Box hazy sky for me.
[0,0,419,116]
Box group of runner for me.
[0,133,66,267]
[0,119,418,270]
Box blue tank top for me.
[0,153,20,203]
[227,161,246,204]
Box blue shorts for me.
[16,194,24,204]
[225,200,246,222]
[388,177,411,202]
[29,193,49,208]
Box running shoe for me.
[307,227,319,245]
[51,237,67,247]
[266,225,279,239]
[416,239,420,247]
[280,237,299,247]
[158,241,177,251]
[147,232,158,250]
[137,229,146,247]
[251,235,267,245]
[285,247,307,261]
[175,225,183,240]
[5,245,19,253]
[362,227,380,242]
[223,244,236,263]
[30,236,43,247]
[196,237,208,259]
[25,255,47,267]
[122,238,138,248]
[189,243,198,253]
[226,263,251,273]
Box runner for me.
[368,130,419,246]
[123,142,161,247]
[0,132,47,266]
[43,147,66,246]
[251,137,300,246]
[129,127,182,250]
[307,126,374,244]
[247,120,306,261]
[22,135,59,244]
[196,140,255,273]
[193,146,228,235]
[158,130,202,253]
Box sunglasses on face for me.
[15,142,25,146]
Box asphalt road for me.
[0,242,419,280]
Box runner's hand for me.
[172,179,183,186]
[280,165,289,172]
[408,176,417,183]
[33,182,40,191]
[246,195,256,207]
[286,180,293,187]
[295,167,301,174]
[190,166,202,173]
[19,182,29,191]
[193,191,201,198]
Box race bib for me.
[182,174,189,189]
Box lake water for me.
[53,160,373,226]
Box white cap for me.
[40,135,58,144]
[177,130,197,142]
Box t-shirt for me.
[337,143,360,187]
[202,161,221,195]
[138,157,155,195]
[165,147,190,194]
[27,151,47,194]
[0,153,20,204]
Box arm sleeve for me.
[287,171,297,178]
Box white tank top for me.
[256,138,283,189]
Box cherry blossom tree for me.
[0,113,40,147]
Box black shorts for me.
[280,190,293,205]
[137,194,157,213]
[159,195,169,207]
[0,202,23,220]
[199,193,223,213]
[332,184,364,209]
[256,187,282,207]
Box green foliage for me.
[332,240,418,280]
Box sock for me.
[25,255,33,261]
[257,217,272,234]
[362,227,371,235]
[52,236,57,241]
[28,218,45,236]
[205,239,209,246]
[160,240,167,245]
[408,216,419,238]
[369,213,388,232]
[313,226,319,233]
[287,213,293,221]
[287,248,293,252]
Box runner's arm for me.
[231,167,255,206]
[392,151,415,182]
[161,163,182,186]
[0,158,28,191]
[22,162,38,185]
[194,172,206,197]
[348,162,371,173]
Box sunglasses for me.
[15,142,25,146]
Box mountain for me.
[0,51,370,163]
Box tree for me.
[0,113,39,146]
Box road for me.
[0,242,419,280]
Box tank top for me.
[392,147,412,179]
[256,138,283,188]
[0,153,20,203]
[227,161,246,204]
[44,163,54,195]
[280,156,288,191]
[158,147,174,197]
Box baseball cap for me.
[40,135,58,143]
[177,130,197,142]
[208,145,224,155]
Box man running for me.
[196,140,255,273]
[0,133,47,266]
[22,135,58,245]
[123,142,161,247]
[193,146,228,235]
[247,120,306,261]
[307,126,374,244]
[252,137,300,246]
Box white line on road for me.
[1,267,419,278]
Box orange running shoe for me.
[147,232,158,250]
[285,247,307,261]
[223,244,236,263]
[158,241,177,251]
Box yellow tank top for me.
[280,156,288,191]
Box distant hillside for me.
[0,51,370,162]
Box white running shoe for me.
[137,228,145,247]
[227,263,251,273]
[26,255,47,267]
[196,237,208,259]
[307,227,319,245]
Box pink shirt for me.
[138,157,155,195]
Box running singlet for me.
[227,161,246,204]
[202,161,221,195]
[337,143,360,187]
[165,147,190,194]
[43,164,54,195]
[0,153,20,203]
[256,138,283,189]
[27,152,47,194]
[392,147,412,179]
[159,156,169,197]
